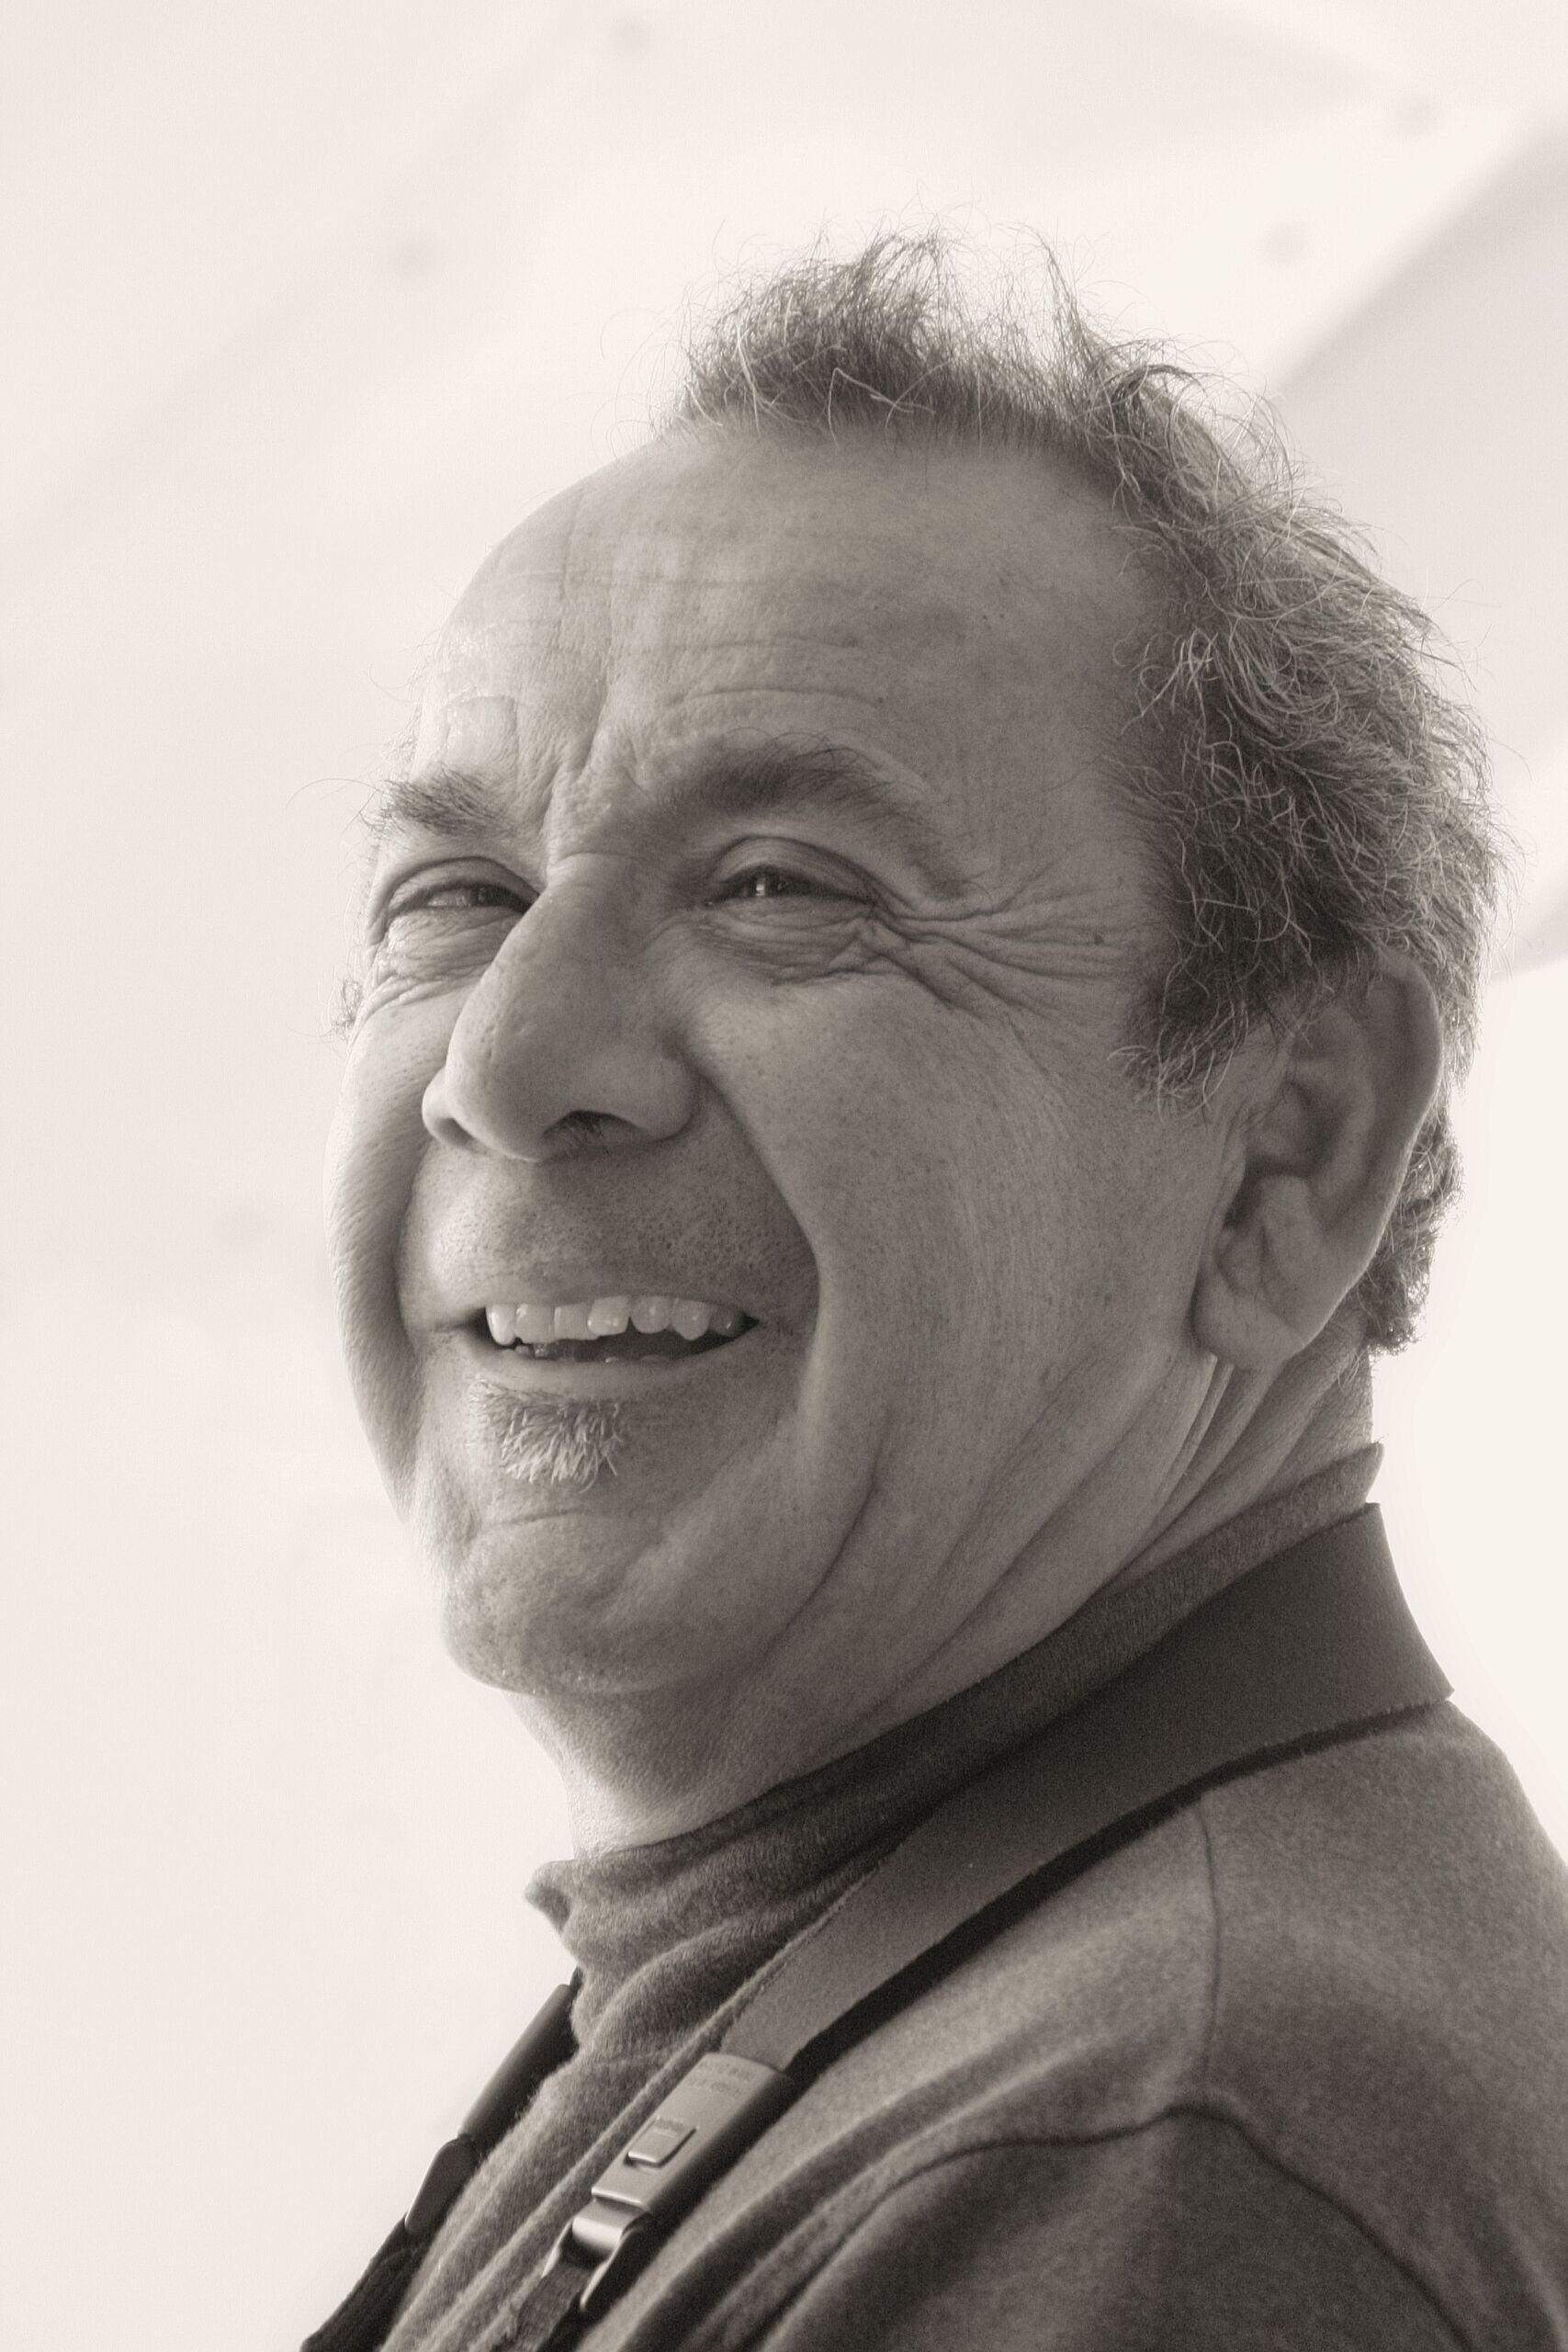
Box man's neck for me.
[1127,1324,1373,1585]
[802,1320,1374,1761]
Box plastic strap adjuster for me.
[537,2052,793,2316]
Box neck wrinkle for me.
[1136,1329,1374,1582]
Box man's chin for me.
[419,1489,739,1703]
[404,1342,852,1700]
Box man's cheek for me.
[326,1060,424,1335]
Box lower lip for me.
[451,1320,765,1391]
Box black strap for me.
[304,1507,1450,2352]
[498,2254,590,2351]
[299,2216,427,2352]
[728,1504,1440,2071]
[302,1976,580,2352]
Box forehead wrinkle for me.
[381,435,1148,901]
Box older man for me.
[310,235,1568,2351]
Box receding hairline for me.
[446,421,1160,833]
[483,413,1150,591]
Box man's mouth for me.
[479,1295,756,1364]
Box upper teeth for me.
[484,1296,746,1346]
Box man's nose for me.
[421,871,697,1160]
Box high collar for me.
[528,1445,1382,2056]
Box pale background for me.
[5,4,1567,2346]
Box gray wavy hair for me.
[655,228,1507,1352]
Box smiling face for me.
[325,428,1239,1815]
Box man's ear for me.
[1191,956,1445,1372]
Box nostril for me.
[422,1069,475,1151]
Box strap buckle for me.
[538,2198,651,2317]
[537,2052,793,2317]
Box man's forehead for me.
[400,433,1149,870]
[411,688,521,784]
[452,432,1139,650]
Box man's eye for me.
[383,879,527,929]
[717,866,830,903]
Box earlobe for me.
[1191,956,1445,1372]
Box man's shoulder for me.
[922,1701,1568,2132]
[1190,1702,1568,2227]
[938,1701,1565,2048]
[620,1711,1568,2351]
[1199,1696,1568,1998]
[818,1702,1568,2329]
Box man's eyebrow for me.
[361,763,519,854]
[362,738,964,888]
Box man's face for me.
[326,431,1228,1735]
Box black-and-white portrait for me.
[9,8,1568,2350]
